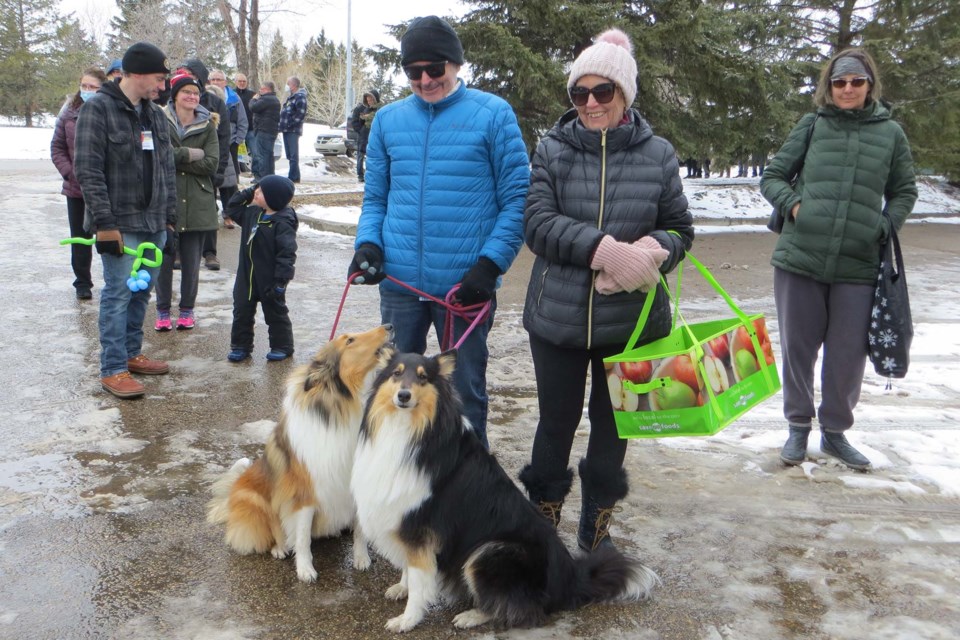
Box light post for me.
[345,0,353,123]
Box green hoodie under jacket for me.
[761,100,918,285]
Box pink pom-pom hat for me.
[567,28,638,107]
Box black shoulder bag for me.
[867,216,912,385]
[767,114,819,233]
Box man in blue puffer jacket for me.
[349,15,530,448]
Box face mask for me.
[80,90,97,102]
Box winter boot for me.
[821,431,871,470]
[577,458,629,553]
[780,425,811,466]
[518,464,573,528]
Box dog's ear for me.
[436,349,457,378]
[304,345,340,392]
[377,345,396,370]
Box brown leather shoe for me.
[127,354,169,375]
[101,371,145,398]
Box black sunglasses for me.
[403,61,447,81]
[831,77,869,89]
[568,82,617,107]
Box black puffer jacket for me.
[523,109,693,349]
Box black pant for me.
[526,334,626,484]
[66,196,93,290]
[231,285,294,354]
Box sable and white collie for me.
[351,350,660,632]
[207,324,394,582]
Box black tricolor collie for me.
[351,350,659,632]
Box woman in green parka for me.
[761,48,917,470]
[154,73,220,331]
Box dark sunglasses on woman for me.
[831,77,869,89]
[568,82,617,107]
[403,61,447,81]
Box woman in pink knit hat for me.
[519,28,694,553]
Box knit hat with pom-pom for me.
[567,29,638,107]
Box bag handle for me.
[623,252,777,393]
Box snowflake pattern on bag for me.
[867,247,912,379]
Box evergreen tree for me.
[0,0,64,125]
[864,0,960,181]
[42,17,101,116]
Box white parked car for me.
[314,124,355,157]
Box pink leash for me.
[331,273,492,351]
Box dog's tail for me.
[206,458,251,524]
[206,457,279,554]
[573,545,660,605]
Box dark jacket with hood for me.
[226,188,298,301]
[522,108,694,350]
[351,90,380,153]
[179,58,231,187]
[761,100,917,284]
[74,81,177,233]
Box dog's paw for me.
[353,547,372,571]
[384,582,408,600]
[385,613,421,633]
[452,609,492,629]
[296,562,318,583]
[270,545,289,559]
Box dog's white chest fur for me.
[285,399,360,533]
[351,416,431,568]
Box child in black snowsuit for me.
[225,175,298,362]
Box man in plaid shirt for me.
[278,76,308,183]
[74,42,177,399]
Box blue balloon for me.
[136,279,149,291]
[127,277,138,291]
[138,270,151,282]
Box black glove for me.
[228,187,255,209]
[348,243,386,284]
[456,257,500,305]
[162,229,178,256]
[213,172,225,188]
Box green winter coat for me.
[761,100,917,284]
[164,105,220,233]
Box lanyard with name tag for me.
[141,130,155,151]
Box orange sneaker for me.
[127,354,169,375]
[101,371,145,398]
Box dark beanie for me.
[122,42,170,75]
[169,73,203,102]
[400,16,464,66]
[258,175,296,211]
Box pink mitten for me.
[591,235,668,294]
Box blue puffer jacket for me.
[355,81,530,297]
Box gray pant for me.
[157,231,203,312]
[774,267,874,432]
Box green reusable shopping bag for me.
[603,253,780,438]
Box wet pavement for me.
[1,160,959,639]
